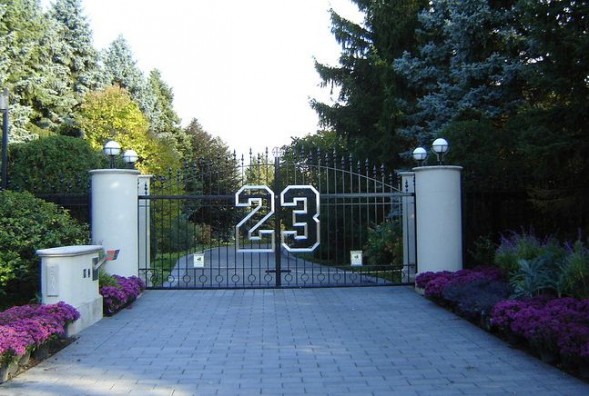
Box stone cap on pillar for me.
[89,169,141,176]
[412,165,463,172]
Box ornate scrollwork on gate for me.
[235,185,320,253]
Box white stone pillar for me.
[398,171,416,282]
[90,169,140,277]
[137,175,152,285]
[414,166,463,274]
[38,245,104,335]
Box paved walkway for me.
[1,287,588,396]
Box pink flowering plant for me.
[0,325,27,365]
[99,275,145,316]
[0,302,79,366]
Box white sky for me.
[43,0,363,154]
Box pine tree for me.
[183,118,239,207]
[100,36,160,132]
[511,0,589,230]
[148,69,188,153]
[0,0,75,141]
[311,0,427,167]
[48,0,101,97]
[393,0,521,143]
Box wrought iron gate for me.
[138,149,415,289]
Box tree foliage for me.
[0,0,74,141]
[311,0,427,167]
[183,118,238,194]
[78,85,180,176]
[393,0,522,143]
[8,135,106,193]
[99,36,161,133]
[313,0,589,241]
[48,0,100,97]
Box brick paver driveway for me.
[1,287,587,395]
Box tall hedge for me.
[0,190,89,300]
[8,135,107,193]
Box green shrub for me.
[98,269,118,288]
[364,220,403,268]
[493,230,589,299]
[9,135,107,193]
[558,241,589,299]
[157,214,198,253]
[468,234,496,266]
[0,190,89,299]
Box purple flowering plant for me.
[418,267,504,301]
[99,275,145,316]
[415,271,452,289]
[418,262,589,368]
[0,302,79,365]
[490,295,589,361]
[0,325,27,365]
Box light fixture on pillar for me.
[123,149,138,169]
[412,147,427,167]
[0,88,9,190]
[272,146,284,159]
[432,138,449,164]
[103,140,121,168]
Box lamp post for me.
[0,89,8,190]
[103,140,121,168]
[103,140,139,169]
[123,149,138,169]
[432,138,449,164]
[412,147,427,166]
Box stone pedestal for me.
[37,245,104,335]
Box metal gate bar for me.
[138,153,415,289]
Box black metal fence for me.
[139,150,414,289]
[7,175,91,225]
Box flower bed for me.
[416,268,589,379]
[99,275,145,316]
[0,302,79,383]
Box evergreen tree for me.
[393,0,521,144]
[0,0,74,141]
[311,0,426,167]
[48,0,101,97]
[148,69,188,152]
[100,36,160,132]
[510,0,589,231]
[183,118,238,192]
